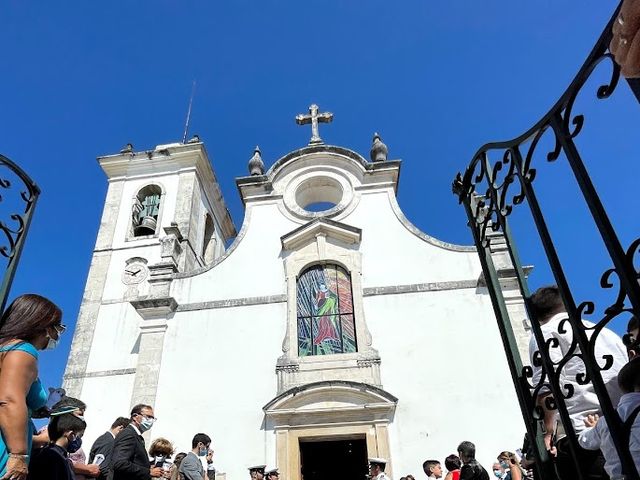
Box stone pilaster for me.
[129,232,178,412]
[173,172,200,272]
[129,316,168,440]
[63,181,124,397]
[485,230,532,366]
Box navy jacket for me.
[110,425,150,480]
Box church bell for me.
[134,216,157,236]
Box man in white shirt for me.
[528,286,628,480]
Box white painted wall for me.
[150,303,286,471]
[172,203,298,304]
[366,290,524,472]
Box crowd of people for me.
[392,444,528,480]
[0,285,639,480]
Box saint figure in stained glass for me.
[313,283,339,345]
[296,264,357,356]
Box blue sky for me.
[0,1,638,392]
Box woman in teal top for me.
[0,294,63,480]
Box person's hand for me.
[584,413,599,428]
[543,433,557,457]
[610,0,640,78]
[520,458,535,470]
[85,463,101,477]
[0,455,29,480]
[206,449,214,463]
[150,466,164,478]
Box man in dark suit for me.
[110,404,167,479]
[457,441,489,480]
[88,416,131,480]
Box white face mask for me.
[45,334,59,350]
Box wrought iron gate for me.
[452,3,639,480]
[0,154,40,312]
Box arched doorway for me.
[263,381,397,480]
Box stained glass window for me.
[297,264,357,356]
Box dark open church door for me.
[300,438,368,480]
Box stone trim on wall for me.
[94,239,160,254]
[63,368,136,380]
[363,279,478,296]
[177,294,288,311]
[101,279,480,311]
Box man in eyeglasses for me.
[111,404,167,479]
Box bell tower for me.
[63,139,235,400]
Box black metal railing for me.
[0,154,40,312]
[452,3,639,480]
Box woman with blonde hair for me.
[497,451,523,480]
[149,437,175,473]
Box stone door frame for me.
[264,380,397,480]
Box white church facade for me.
[64,106,531,479]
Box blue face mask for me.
[198,447,208,457]
[493,471,502,478]
[68,436,82,454]
[138,416,155,433]
[500,461,509,469]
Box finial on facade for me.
[295,104,333,145]
[120,143,134,154]
[370,133,388,162]
[187,134,201,144]
[248,146,265,176]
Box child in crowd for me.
[423,460,443,479]
[578,357,640,478]
[444,454,462,480]
[28,412,86,480]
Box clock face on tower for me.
[122,261,148,285]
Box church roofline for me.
[388,195,477,252]
[262,380,398,412]
[235,144,402,206]
[265,144,369,176]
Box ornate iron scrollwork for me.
[0,154,40,312]
[453,2,639,480]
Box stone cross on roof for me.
[295,104,333,145]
